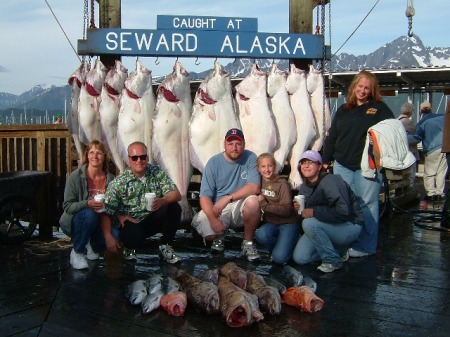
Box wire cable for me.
[44,0,81,62]
[328,0,380,62]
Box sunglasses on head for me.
[128,154,148,162]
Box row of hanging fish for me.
[67,58,331,220]
[125,262,323,328]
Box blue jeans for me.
[292,218,361,267]
[71,208,106,254]
[333,161,382,254]
[255,223,300,264]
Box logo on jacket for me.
[366,108,377,115]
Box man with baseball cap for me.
[408,101,448,201]
[191,128,262,262]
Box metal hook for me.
[155,57,160,65]
[195,57,200,66]
[233,58,238,66]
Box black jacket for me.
[299,173,364,225]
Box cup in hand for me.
[294,195,305,215]
[94,194,106,213]
[145,192,156,211]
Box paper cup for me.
[145,192,156,211]
[294,195,305,215]
[94,194,105,213]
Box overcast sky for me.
[0,0,448,95]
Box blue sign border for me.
[78,28,329,59]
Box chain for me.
[320,1,326,73]
[83,0,88,39]
[90,0,96,28]
[315,4,320,35]
[328,0,332,101]
[321,0,326,145]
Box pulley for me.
[405,0,415,37]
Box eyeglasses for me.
[88,151,105,157]
[128,154,148,162]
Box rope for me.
[381,174,448,232]
[44,0,81,62]
[23,238,72,257]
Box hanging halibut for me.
[78,59,107,146]
[235,63,277,155]
[267,62,297,173]
[117,60,155,165]
[286,64,317,189]
[67,60,90,163]
[153,61,193,220]
[189,61,241,173]
[307,65,331,151]
[99,60,128,172]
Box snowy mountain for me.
[0,34,449,112]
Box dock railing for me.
[0,124,77,240]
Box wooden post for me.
[99,0,121,68]
[289,0,315,70]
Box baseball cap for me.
[419,101,431,111]
[225,128,245,142]
[299,150,322,163]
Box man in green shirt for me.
[104,141,182,263]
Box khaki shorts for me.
[191,195,258,238]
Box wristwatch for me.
[227,194,233,202]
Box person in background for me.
[408,101,447,201]
[60,140,116,270]
[443,100,450,169]
[322,70,394,258]
[292,150,363,273]
[254,153,299,264]
[191,128,261,262]
[104,141,182,264]
[54,114,63,124]
[398,102,419,187]
[441,100,450,229]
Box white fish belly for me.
[117,92,145,164]
[288,94,316,190]
[270,92,297,173]
[238,98,277,156]
[100,91,125,171]
[153,101,193,220]
[78,87,102,146]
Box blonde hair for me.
[83,140,110,171]
[257,152,276,166]
[345,70,382,110]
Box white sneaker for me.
[348,248,369,258]
[159,244,180,264]
[341,250,350,262]
[317,263,341,273]
[211,238,225,253]
[86,241,99,260]
[123,248,137,261]
[241,240,261,262]
[70,249,88,270]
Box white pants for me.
[423,148,448,197]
